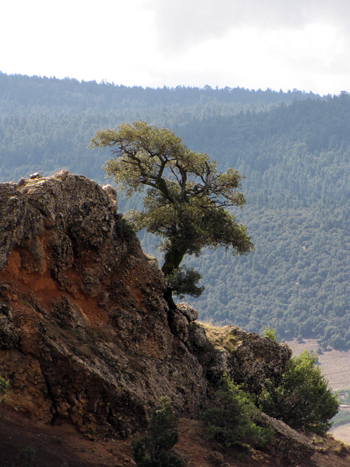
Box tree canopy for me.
[90,121,253,303]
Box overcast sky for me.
[2,0,350,95]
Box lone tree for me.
[90,121,253,306]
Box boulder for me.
[259,413,316,465]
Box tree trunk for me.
[161,244,187,309]
[161,246,187,278]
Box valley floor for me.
[285,339,350,391]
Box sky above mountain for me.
[2,0,350,95]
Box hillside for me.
[183,206,350,349]
[0,72,320,184]
[0,171,348,467]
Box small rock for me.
[169,309,189,342]
[102,184,117,201]
[54,169,70,181]
[17,177,26,186]
[188,323,207,349]
[259,413,316,465]
[29,173,41,179]
[177,302,198,322]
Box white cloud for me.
[153,0,350,54]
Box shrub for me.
[258,350,339,434]
[262,326,277,341]
[0,376,10,406]
[202,377,274,449]
[117,216,136,243]
[132,397,185,467]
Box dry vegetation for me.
[199,322,244,352]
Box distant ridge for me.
[0,71,321,115]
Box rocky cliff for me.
[1,170,334,466]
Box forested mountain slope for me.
[1,73,350,348]
[174,92,350,208]
[171,93,350,349]
[184,206,350,349]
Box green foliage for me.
[0,73,316,117]
[258,351,339,434]
[90,121,253,300]
[16,446,36,467]
[202,377,274,449]
[262,326,277,341]
[0,376,10,395]
[132,397,185,467]
[167,266,204,299]
[0,376,9,409]
[116,216,137,243]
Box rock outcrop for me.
[189,323,292,393]
[0,170,314,466]
[259,413,316,465]
[0,171,206,437]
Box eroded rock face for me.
[188,324,292,394]
[0,171,207,437]
[0,171,293,442]
[227,328,292,394]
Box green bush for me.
[258,350,339,434]
[132,397,185,467]
[117,216,137,243]
[202,377,274,449]
[262,326,277,341]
